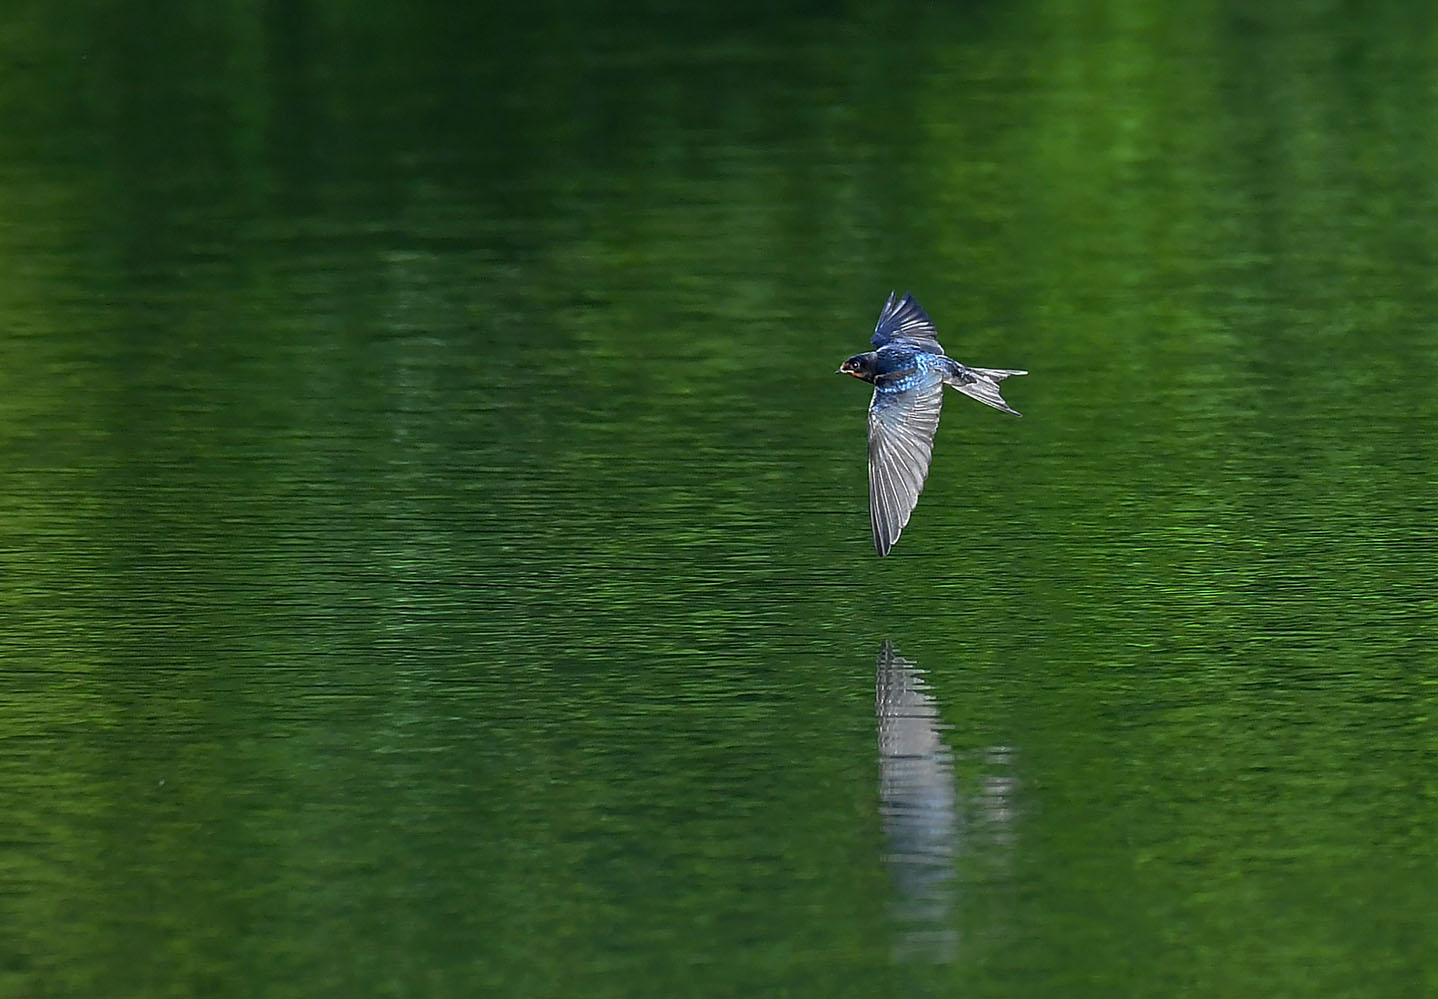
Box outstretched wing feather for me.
[868,376,944,556]
[871,292,944,352]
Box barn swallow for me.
[838,292,1025,556]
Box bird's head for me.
[837,353,877,383]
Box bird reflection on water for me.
[875,640,1018,965]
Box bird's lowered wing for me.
[871,292,944,352]
[868,374,944,556]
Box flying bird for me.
[838,292,1025,556]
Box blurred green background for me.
[2,2,1436,996]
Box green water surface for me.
[2,2,1436,997]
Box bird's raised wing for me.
[868,374,944,556]
[871,292,944,352]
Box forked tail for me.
[946,364,1027,416]
[970,366,1027,382]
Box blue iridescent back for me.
[874,345,946,395]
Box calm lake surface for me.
[3,2,1436,996]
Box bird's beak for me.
[835,367,846,375]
